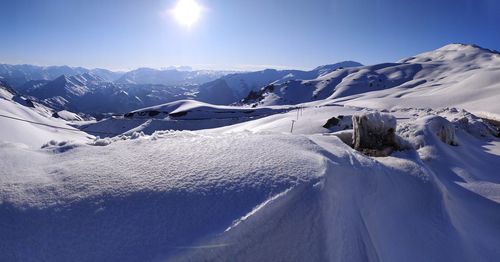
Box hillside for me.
[1,105,499,261]
[78,100,288,136]
[0,81,91,147]
[1,44,500,262]
[244,44,500,118]
[196,61,362,105]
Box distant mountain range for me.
[7,43,500,119]
[0,61,363,114]
[0,64,123,87]
[2,43,500,135]
[116,67,232,85]
[0,64,231,88]
[18,73,197,115]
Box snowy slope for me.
[0,82,92,147]
[336,44,500,118]
[79,100,288,136]
[247,44,500,118]
[1,105,499,262]
[196,61,362,105]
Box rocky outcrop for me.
[352,112,399,156]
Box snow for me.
[196,61,362,105]
[0,86,92,147]
[355,111,396,133]
[216,105,358,134]
[79,100,289,136]
[245,44,500,119]
[1,44,500,262]
[54,110,84,121]
[399,115,458,147]
[0,64,122,87]
[2,112,500,261]
[115,67,229,85]
[2,100,500,261]
[0,132,328,261]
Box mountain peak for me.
[437,43,499,54]
[53,74,70,84]
[399,43,500,64]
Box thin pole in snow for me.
[296,109,299,120]
[290,120,296,133]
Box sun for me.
[172,0,202,27]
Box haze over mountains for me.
[0,61,362,114]
[3,44,499,119]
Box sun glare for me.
[172,0,201,27]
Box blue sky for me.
[1,0,499,71]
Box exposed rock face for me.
[352,112,398,156]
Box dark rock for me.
[169,111,188,118]
[148,110,160,117]
[323,117,340,129]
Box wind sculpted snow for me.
[0,132,327,261]
[2,109,500,261]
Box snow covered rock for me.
[428,116,457,146]
[398,115,458,149]
[352,112,398,156]
[52,110,84,121]
[436,108,499,138]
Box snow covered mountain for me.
[1,44,500,262]
[11,62,363,115]
[339,44,500,118]
[21,73,139,113]
[196,61,362,105]
[18,73,199,115]
[244,44,500,118]
[116,67,231,85]
[0,64,124,87]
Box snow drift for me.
[1,107,500,261]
